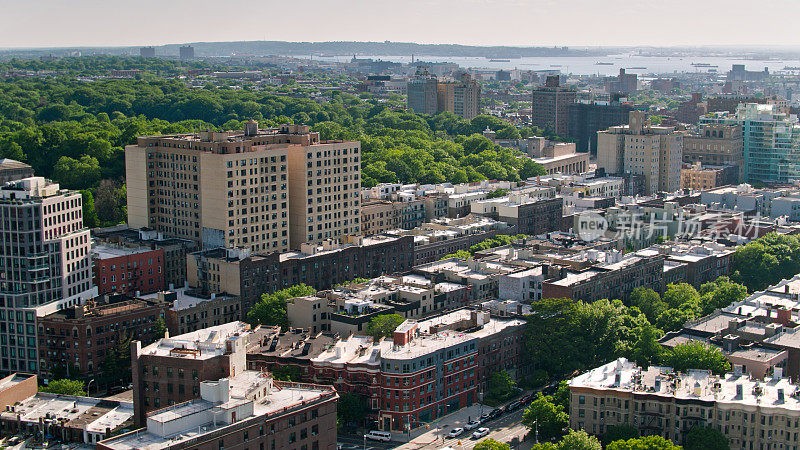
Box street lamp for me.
[533,419,538,444]
[363,434,366,450]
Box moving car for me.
[472,428,490,439]
[365,430,392,442]
[464,420,482,431]
[447,427,464,438]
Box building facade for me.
[531,75,576,136]
[597,111,684,194]
[683,123,744,183]
[125,123,361,253]
[0,177,97,374]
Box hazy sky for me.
[1,0,797,48]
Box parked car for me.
[488,408,502,419]
[542,382,559,395]
[7,436,21,445]
[447,427,464,438]
[480,412,491,422]
[464,420,482,431]
[472,428,490,439]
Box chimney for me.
[778,388,785,403]
[774,367,783,380]
[735,384,743,399]
[776,308,792,326]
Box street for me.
[339,404,533,450]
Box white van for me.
[365,430,392,442]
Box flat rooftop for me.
[571,358,800,410]
[138,322,250,360]
[93,244,154,259]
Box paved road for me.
[394,408,530,450]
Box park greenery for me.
[246,284,316,329]
[474,438,511,450]
[605,435,683,450]
[0,59,546,230]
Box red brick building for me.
[92,244,164,296]
[308,310,526,432]
[37,295,170,384]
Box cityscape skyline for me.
[2,0,799,48]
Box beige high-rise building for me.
[409,69,480,119]
[125,122,361,253]
[597,111,684,194]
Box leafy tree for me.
[53,155,101,190]
[103,332,133,386]
[685,425,729,450]
[487,188,509,199]
[552,381,570,412]
[606,435,682,450]
[555,430,601,450]
[337,392,366,426]
[246,284,316,328]
[731,233,800,291]
[629,288,666,322]
[698,277,747,315]
[474,438,511,450]
[522,393,568,442]
[39,379,86,396]
[660,342,730,375]
[152,317,167,340]
[486,370,516,402]
[662,283,701,310]
[526,298,583,377]
[602,425,639,445]
[95,179,127,225]
[272,365,302,381]
[441,249,471,260]
[367,314,405,340]
[80,190,99,228]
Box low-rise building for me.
[471,193,563,236]
[188,235,415,309]
[414,258,519,302]
[386,215,514,265]
[130,322,255,424]
[99,373,338,450]
[92,244,164,296]
[0,373,134,445]
[92,226,199,290]
[569,357,800,448]
[37,295,170,383]
[542,250,664,302]
[526,137,589,175]
[309,309,526,433]
[0,158,34,184]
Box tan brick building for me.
[683,123,744,183]
[125,123,361,253]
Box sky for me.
[1,0,798,49]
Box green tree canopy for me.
[685,425,729,450]
[660,342,731,375]
[40,379,86,396]
[606,435,682,450]
[486,370,517,402]
[602,425,639,445]
[474,438,511,450]
[246,284,316,329]
[522,393,569,442]
[555,430,601,450]
[337,392,366,425]
[367,314,406,340]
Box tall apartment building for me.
[407,67,439,115]
[125,123,361,253]
[700,104,800,184]
[438,74,481,119]
[675,93,708,124]
[178,45,194,60]
[605,68,638,95]
[531,75,576,136]
[570,358,800,448]
[408,68,481,119]
[568,97,634,154]
[139,47,156,58]
[683,123,744,182]
[0,177,97,374]
[597,111,684,194]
